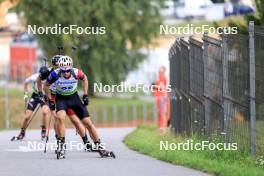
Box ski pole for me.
[24,104,41,130]
[57,46,63,55]
[24,97,29,113]
[43,57,48,66]
[11,103,41,141]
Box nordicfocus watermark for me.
[160,24,238,35]
[160,140,238,151]
[94,82,172,93]
[15,141,106,151]
[28,24,106,35]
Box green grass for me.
[0,88,23,97]
[228,120,264,156]
[124,125,264,176]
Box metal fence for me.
[0,64,158,129]
[255,25,264,156]
[169,21,264,156]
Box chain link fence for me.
[169,21,263,156]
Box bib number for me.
[61,86,73,91]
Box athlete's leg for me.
[56,110,66,137]
[50,95,58,139]
[67,109,93,151]
[81,116,114,157]
[81,117,99,141]
[55,109,67,159]
[41,105,50,128]
[21,110,33,129]
[55,97,68,158]
[15,97,37,140]
[68,94,98,141]
[68,114,86,136]
[52,110,58,138]
[69,93,114,156]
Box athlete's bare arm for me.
[82,74,88,95]
[37,76,42,93]
[44,81,52,100]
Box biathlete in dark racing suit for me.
[38,55,93,151]
[44,55,115,159]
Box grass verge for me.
[124,125,264,176]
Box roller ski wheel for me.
[10,135,24,141]
[56,138,66,160]
[99,150,116,159]
[41,126,46,141]
[10,136,18,141]
[109,151,116,158]
[11,131,25,141]
[56,150,66,160]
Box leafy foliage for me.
[16,0,163,93]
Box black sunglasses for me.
[61,69,71,73]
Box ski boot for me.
[56,137,66,160]
[11,128,26,141]
[41,126,46,141]
[94,140,116,158]
[84,141,94,152]
[82,135,95,152]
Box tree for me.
[16,0,163,93]
[255,0,264,25]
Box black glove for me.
[83,95,89,106]
[38,91,44,97]
[48,100,56,111]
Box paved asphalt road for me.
[0,128,210,176]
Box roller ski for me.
[56,138,66,159]
[56,148,66,160]
[41,126,46,141]
[95,140,116,158]
[98,149,116,158]
[11,129,25,141]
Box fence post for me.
[143,103,147,123]
[153,102,158,122]
[249,21,256,157]
[103,107,108,126]
[132,104,137,126]
[222,33,229,142]
[21,64,25,83]
[203,32,210,136]
[123,105,128,126]
[112,105,117,127]
[4,64,10,129]
[169,41,177,133]
[92,108,97,125]
[188,40,194,135]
